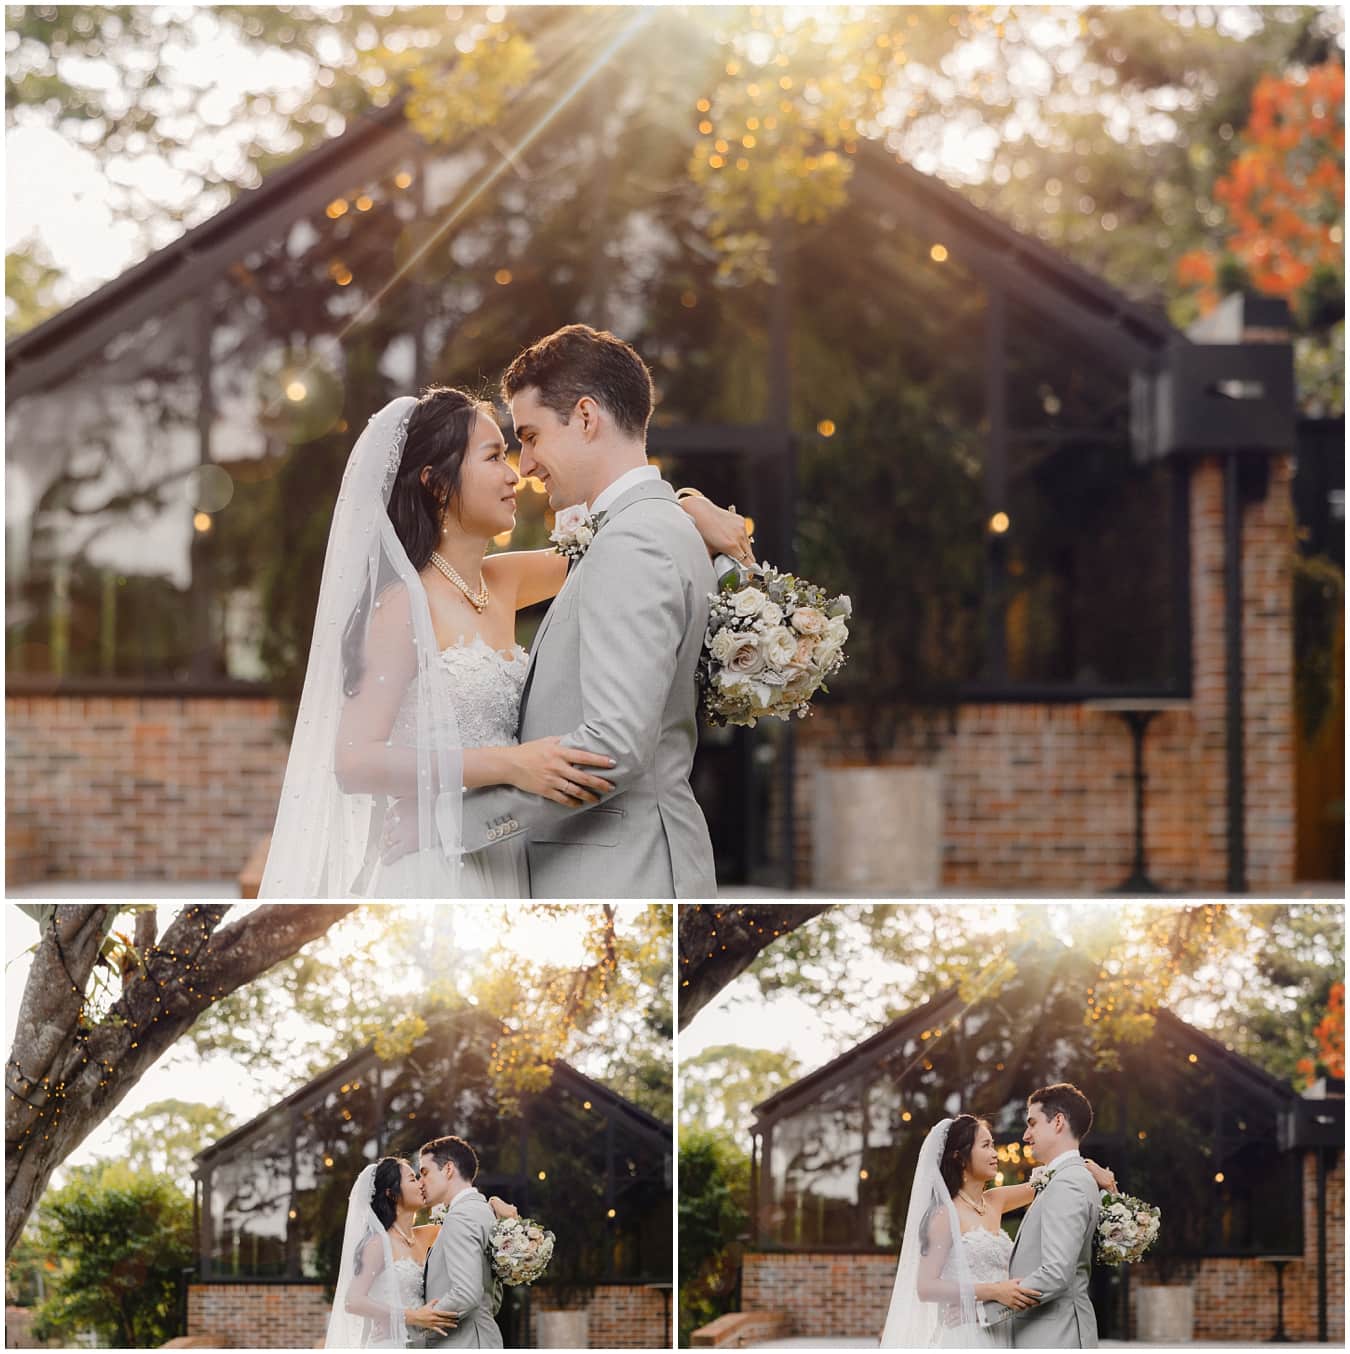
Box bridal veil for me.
[879,1117,981,1347]
[260,396,464,897]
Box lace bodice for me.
[391,1256,424,1310]
[944,1227,1014,1285]
[390,636,529,750]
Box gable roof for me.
[8,86,1183,404]
[750,986,1295,1133]
[193,1016,669,1173]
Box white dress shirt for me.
[590,463,660,515]
[1043,1147,1083,1173]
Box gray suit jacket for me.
[424,1190,503,1349]
[461,479,717,898]
[1008,1160,1100,1348]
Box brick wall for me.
[6,458,1297,891]
[1128,1148,1345,1342]
[187,1284,330,1348]
[6,694,286,885]
[741,1147,1343,1343]
[186,1280,667,1349]
[528,1284,670,1348]
[741,1252,895,1340]
[793,455,1297,892]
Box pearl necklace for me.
[429,551,489,612]
[958,1189,988,1215]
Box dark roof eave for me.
[192,1032,669,1173]
[750,986,963,1129]
[749,994,1297,1137]
[6,97,418,401]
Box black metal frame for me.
[192,1040,671,1287]
[749,993,1305,1263]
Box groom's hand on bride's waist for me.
[406,1302,457,1331]
[381,797,419,865]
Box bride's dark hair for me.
[940,1114,993,1199]
[387,385,492,571]
[354,1156,409,1274]
[341,386,492,695]
[919,1114,993,1254]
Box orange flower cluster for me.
[1178,62,1345,311]
[1314,980,1346,1079]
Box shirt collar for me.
[1045,1148,1083,1172]
[590,464,660,516]
[448,1186,483,1214]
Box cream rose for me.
[825,615,849,644]
[758,599,784,627]
[725,634,767,675]
[791,606,827,636]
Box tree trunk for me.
[6,904,357,1249]
[678,904,832,1029]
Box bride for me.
[260,386,750,898]
[325,1156,517,1348]
[879,1115,1116,1348]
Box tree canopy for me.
[679,902,1345,1142]
[6,903,670,1250]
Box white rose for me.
[553,503,590,535]
[814,637,843,671]
[764,625,799,668]
[573,525,594,549]
[710,629,742,663]
[825,615,849,644]
[731,586,766,617]
[791,606,827,635]
[758,599,784,626]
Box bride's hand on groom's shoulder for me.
[488,1195,518,1220]
[680,494,756,565]
[1084,1158,1117,1193]
[509,737,616,806]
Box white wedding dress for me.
[371,635,530,898]
[356,1257,427,1348]
[939,1229,1014,1348]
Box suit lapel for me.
[519,479,678,721]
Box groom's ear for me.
[575,395,601,439]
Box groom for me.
[1006,1083,1101,1348]
[418,1135,504,1349]
[457,324,717,897]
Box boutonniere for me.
[429,1202,449,1223]
[1029,1165,1058,1196]
[550,504,605,562]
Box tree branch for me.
[6,903,358,1250]
[678,905,833,1029]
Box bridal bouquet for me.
[1095,1190,1161,1265]
[488,1215,555,1286]
[699,557,851,728]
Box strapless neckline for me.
[439,633,528,665]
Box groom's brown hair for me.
[1029,1082,1093,1140]
[420,1134,479,1183]
[502,324,654,438]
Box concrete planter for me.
[812,766,943,893]
[537,1310,590,1348]
[1136,1285,1195,1343]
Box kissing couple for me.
[326,1135,515,1349]
[880,1083,1117,1349]
[261,323,754,900]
